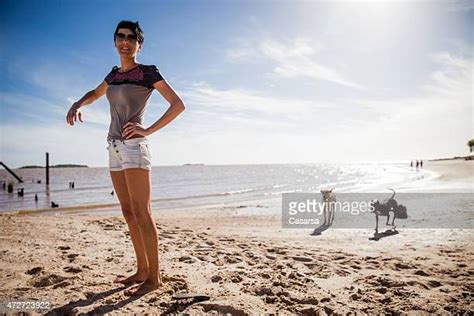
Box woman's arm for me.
[75,81,108,107]
[66,81,108,126]
[122,80,185,139]
[146,80,186,134]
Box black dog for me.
[370,189,408,234]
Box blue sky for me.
[0,0,473,167]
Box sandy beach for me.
[424,159,474,184]
[0,160,472,315]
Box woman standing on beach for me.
[66,20,185,296]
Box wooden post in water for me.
[0,162,23,183]
[46,152,50,185]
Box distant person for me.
[420,160,423,168]
[410,160,413,168]
[416,160,419,169]
[66,20,185,296]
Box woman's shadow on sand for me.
[45,284,144,315]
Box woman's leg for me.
[110,170,149,283]
[123,168,162,295]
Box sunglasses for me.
[115,33,138,42]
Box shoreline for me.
[399,160,473,192]
[2,160,472,216]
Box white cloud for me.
[226,37,364,90]
[182,82,332,115]
[421,52,473,96]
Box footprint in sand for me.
[162,274,188,293]
[224,255,242,264]
[178,255,196,263]
[254,286,273,296]
[375,287,388,294]
[211,272,245,284]
[243,250,258,260]
[272,264,285,271]
[160,233,175,239]
[199,303,249,316]
[193,245,214,253]
[372,276,406,288]
[292,256,313,263]
[274,248,287,255]
[407,280,430,289]
[335,269,351,277]
[414,270,430,276]
[63,266,82,273]
[64,253,79,262]
[52,280,73,289]
[350,264,362,270]
[246,260,257,266]
[31,273,68,288]
[194,255,210,261]
[393,262,415,270]
[218,238,235,242]
[427,280,442,288]
[26,266,43,275]
[265,254,277,260]
[230,274,243,283]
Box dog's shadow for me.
[369,229,399,241]
[310,223,332,236]
[45,284,144,315]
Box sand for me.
[0,160,472,315]
[425,159,474,183]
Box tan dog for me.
[320,188,336,226]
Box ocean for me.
[0,163,434,215]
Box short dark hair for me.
[114,20,144,46]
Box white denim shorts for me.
[107,137,152,171]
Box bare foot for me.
[113,272,148,285]
[124,279,163,296]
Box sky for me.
[0,0,473,167]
